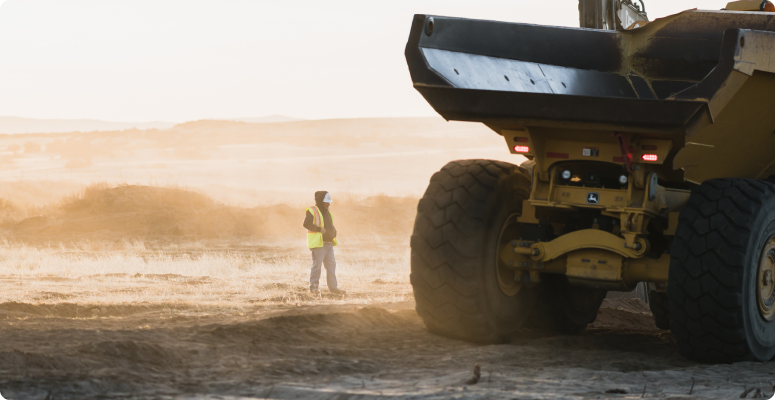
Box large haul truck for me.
[407,0,775,363]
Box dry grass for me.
[0,183,416,314]
[0,239,412,314]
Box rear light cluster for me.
[517,142,659,160]
[513,137,530,153]
[514,146,530,153]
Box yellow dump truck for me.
[407,0,775,363]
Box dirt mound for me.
[62,184,216,213]
[4,185,262,242]
[592,298,658,331]
[0,349,82,371]
[0,302,86,318]
[78,341,181,366]
[3,185,271,241]
[198,306,420,345]
[601,297,652,313]
[0,301,181,319]
[1,184,417,243]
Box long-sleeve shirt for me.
[303,207,337,242]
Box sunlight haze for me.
[0,0,731,122]
[2,1,775,397]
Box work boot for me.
[310,287,321,295]
[330,289,346,295]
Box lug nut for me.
[511,241,517,247]
[764,270,773,286]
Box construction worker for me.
[303,191,345,295]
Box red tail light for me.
[514,146,530,153]
[642,154,658,161]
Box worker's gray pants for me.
[310,242,338,290]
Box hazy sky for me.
[0,0,732,122]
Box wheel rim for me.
[758,238,775,322]
[495,214,523,297]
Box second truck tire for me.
[410,160,538,343]
[647,290,670,330]
[411,159,607,343]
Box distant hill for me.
[0,117,176,134]
[169,117,486,138]
[229,115,303,123]
[0,115,304,134]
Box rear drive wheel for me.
[410,159,537,343]
[668,178,775,362]
[648,290,670,330]
[519,159,536,182]
[528,275,607,334]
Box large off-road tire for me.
[668,178,775,363]
[410,159,538,343]
[529,275,607,334]
[647,290,670,330]
[519,159,536,182]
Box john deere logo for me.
[587,192,600,204]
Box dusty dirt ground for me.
[1,297,774,400]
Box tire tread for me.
[668,178,775,362]
[410,159,526,342]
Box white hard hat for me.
[323,193,333,203]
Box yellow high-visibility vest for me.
[307,206,338,248]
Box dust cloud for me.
[0,118,772,399]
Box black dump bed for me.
[405,10,775,137]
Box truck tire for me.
[647,290,670,330]
[519,159,536,182]
[529,275,607,334]
[668,178,775,362]
[410,159,538,343]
